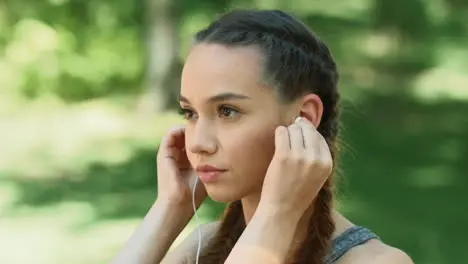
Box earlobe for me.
[298,94,323,128]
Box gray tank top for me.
[324,226,380,263]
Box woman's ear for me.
[298,93,323,128]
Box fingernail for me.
[276,126,286,135]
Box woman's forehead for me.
[180,44,272,102]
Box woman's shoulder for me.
[335,239,413,264]
[330,213,413,264]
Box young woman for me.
[112,9,413,264]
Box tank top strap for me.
[324,226,381,264]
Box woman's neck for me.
[240,193,262,224]
[241,193,316,245]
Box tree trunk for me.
[139,0,181,113]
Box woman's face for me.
[180,43,293,202]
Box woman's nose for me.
[187,123,217,155]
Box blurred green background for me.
[0,0,467,263]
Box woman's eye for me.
[178,108,197,120]
[218,105,239,119]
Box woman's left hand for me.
[258,116,333,219]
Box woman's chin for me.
[207,193,238,203]
[205,187,241,203]
[204,181,262,204]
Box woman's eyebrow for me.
[179,92,251,104]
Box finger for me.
[288,123,304,153]
[297,117,319,152]
[274,126,290,153]
[158,125,186,158]
[178,148,192,169]
[318,135,333,164]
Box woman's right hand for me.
[156,125,207,212]
[258,117,332,219]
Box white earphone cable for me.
[192,176,202,264]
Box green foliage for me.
[1,0,145,101]
[1,0,467,101]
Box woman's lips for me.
[195,164,227,183]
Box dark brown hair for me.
[194,9,340,264]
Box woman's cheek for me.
[227,125,276,165]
